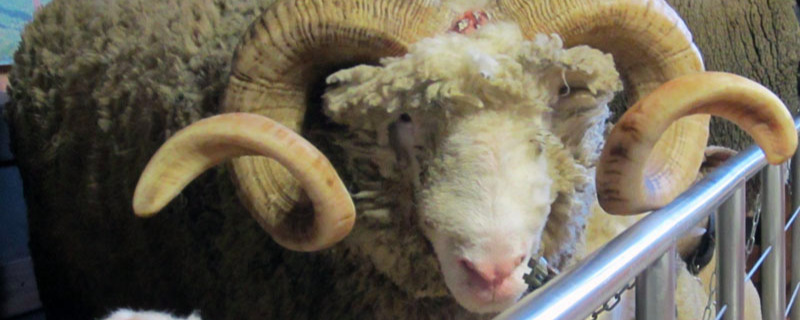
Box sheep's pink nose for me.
[460,256,526,287]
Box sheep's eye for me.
[423,217,436,230]
[558,86,570,96]
[528,140,544,154]
[400,113,412,123]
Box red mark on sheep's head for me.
[451,11,489,34]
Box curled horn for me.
[134,113,356,250]
[491,0,790,214]
[134,0,452,251]
[493,0,705,213]
[597,72,796,214]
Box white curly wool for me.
[324,22,620,147]
[103,309,201,320]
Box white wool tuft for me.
[102,309,201,320]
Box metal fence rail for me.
[495,117,800,320]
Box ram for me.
[6,0,796,319]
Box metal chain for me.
[590,280,636,319]
[746,192,762,256]
[702,265,718,320]
[699,190,761,320]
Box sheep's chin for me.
[436,251,532,314]
[449,275,529,314]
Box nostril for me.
[460,258,478,273]
[460,258,493,283]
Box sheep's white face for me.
[418,111,556,313]
[323,23,621,314]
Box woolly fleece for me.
[7,1,701,319]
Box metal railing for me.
[495,117,800,320]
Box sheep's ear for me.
[694,146,738,184]
[701,146,737,172]
[544,50,629,168]
[549,83,613,165]
[549,44,621,110]
[546,43,622,157]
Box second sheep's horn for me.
[597,72,797,215]
[133,113,355,252]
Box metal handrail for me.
[496,117,800,320]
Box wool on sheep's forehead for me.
[320,23,623,206]
[323,23,622,130]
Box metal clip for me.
[524,257,560,290]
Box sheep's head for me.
[132,0,797,315]
[318,24,618,311]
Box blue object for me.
[0,87,30,263]
[0,0,53,65]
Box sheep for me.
[7,0,796,319]
[319,24,614,312]
[128,23,619,317]
[129,13,794,319]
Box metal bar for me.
[786,207,800,232]
[717,185,746,320]
[636,244,676,320]
[494,139,769,320]
[494,118,800,320]
[716,305,728,320]
[791,144,800,320]
[787,282,800,317]
[746,246,772,282]
[761,164,787,320]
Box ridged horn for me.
[597,72,797,214]
[133,113,355,251]
[490,0,709,214]
[221,1,452,250]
